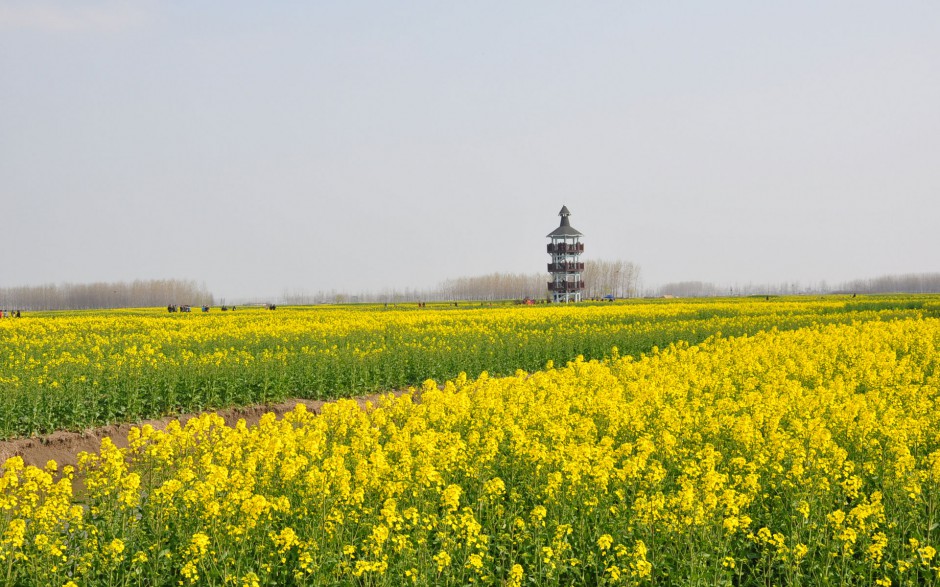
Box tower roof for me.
[547,205,583,238]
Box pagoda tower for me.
[547,205,585,303]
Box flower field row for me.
[2,317,939,585]
[0,296,937,439]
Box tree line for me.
[836,273,940,295]
[656,272,940,297]
[0,279,214,311]
[281,259,642,304]
[437,259,641,301]
[581,259,642,299]
[9,269,940,311]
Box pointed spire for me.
[558,206,571,227]
[547,205,582,237]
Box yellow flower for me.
[507,564,524,587]
[190,533,210,556]
[106,538,125,560]
[440,484,462,512]
[918,545,937,566]
[530,505,547,525]
[433,550,451,572]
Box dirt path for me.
[0,392,406,472]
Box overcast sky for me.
[2,1,938,299]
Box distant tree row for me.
[656,281,724,298]
[437,272,547,301]
[435,260,641,302]
[836,273,940,294]
[279,277,544,305]
[13,269,934,311]
[279,259,641,304]
[582,260,641,299]
[656,272,940,298]
[0,279,214,311]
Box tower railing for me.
[547,281,586,292]
[547,262,585,272]
[546,243,584,254]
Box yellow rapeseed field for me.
[1,296,935,438]
[1,308,938,585]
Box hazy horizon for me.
[2,2,938,300]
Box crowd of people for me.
[0,309,22,318]
[167,304,242,313]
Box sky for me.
[1,1,938,300]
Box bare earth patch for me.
[0,392,407,472]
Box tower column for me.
[546,206,584,303]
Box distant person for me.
[15,310,20,318]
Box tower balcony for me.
[547,262,585,273]
[547,281,586,292]
[547,242,584,254]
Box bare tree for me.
[582,259,641,299]
[0,279,214,311]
